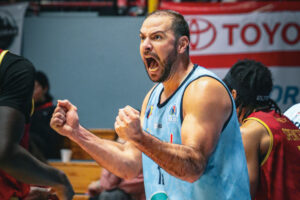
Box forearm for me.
[0,107,70,188]
[132,131,206,183]
[0,144,69,187]
[69,125,141,179]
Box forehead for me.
[140,15,173,34]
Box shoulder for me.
[1,52,35,82]
[8,52,35,73]
[241,119,267,138]
[241,117,270,157]
[140,84,157,117]
[183,77,231,116]
[185,76,227,96]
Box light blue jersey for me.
[142,65,250,200]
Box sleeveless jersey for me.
[142,65,250,200]
[245,111,300,200]
[0,49,30,200]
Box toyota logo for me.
[189,18,216,51]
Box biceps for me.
[181,115,220,158]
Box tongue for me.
[149,60,159,71]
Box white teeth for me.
[149,67,158,72]
[149,60,159,72]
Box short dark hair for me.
[35,70,53,102]
[35,71,49,89]
[146,10,190,52]
[223,59,281,121]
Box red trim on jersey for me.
[35,101,53,111]
[191,51,300,68]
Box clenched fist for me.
[50,99,79,138]
[114,106,143,142]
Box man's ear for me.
[231,89,237,100]
[177,36,189,54]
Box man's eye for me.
[153,35,162,40]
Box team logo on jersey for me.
[275,117,288,123]
[168,105,177,122]
[150,191,169,200]
[146,105,153,118]
[154,123,162,129]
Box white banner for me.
[185,12,300,55]
[160,2,300,111]
[0,2,28,54]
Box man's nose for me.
[141,38,152,52]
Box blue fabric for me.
[142,65,250,200]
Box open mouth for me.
[146,57,159,72]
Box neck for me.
[161,59,193,101]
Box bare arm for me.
[0,106,74,200]
[240,119,270,198]
[50,100,142,179]
[115,77,232,182]
[72,128,142,179]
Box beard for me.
[144,47,178,83]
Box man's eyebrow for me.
[151,31,166,35]
[139,30,167,36]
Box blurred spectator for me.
[29,71,64,162]
[88,137,145,200]
[88,168,145,200]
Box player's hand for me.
[50,99,79,138]
[51,173,74,200]
[24,186,58,200]
[87,180,102,197]
[114,106,143,142]
[51,185,74,200]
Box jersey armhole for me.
[0,50,9,64]
[245,117,274,166]
[180,75,233,130]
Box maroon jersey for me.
[246,110,300,200]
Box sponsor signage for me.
[160,1,300,110]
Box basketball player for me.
[51,10,250,199]
[0,49,73,200]
[223,59,300,200]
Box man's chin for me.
[147,73,161,83]
[149,77,160,83]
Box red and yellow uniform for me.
[246,110,300,200]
